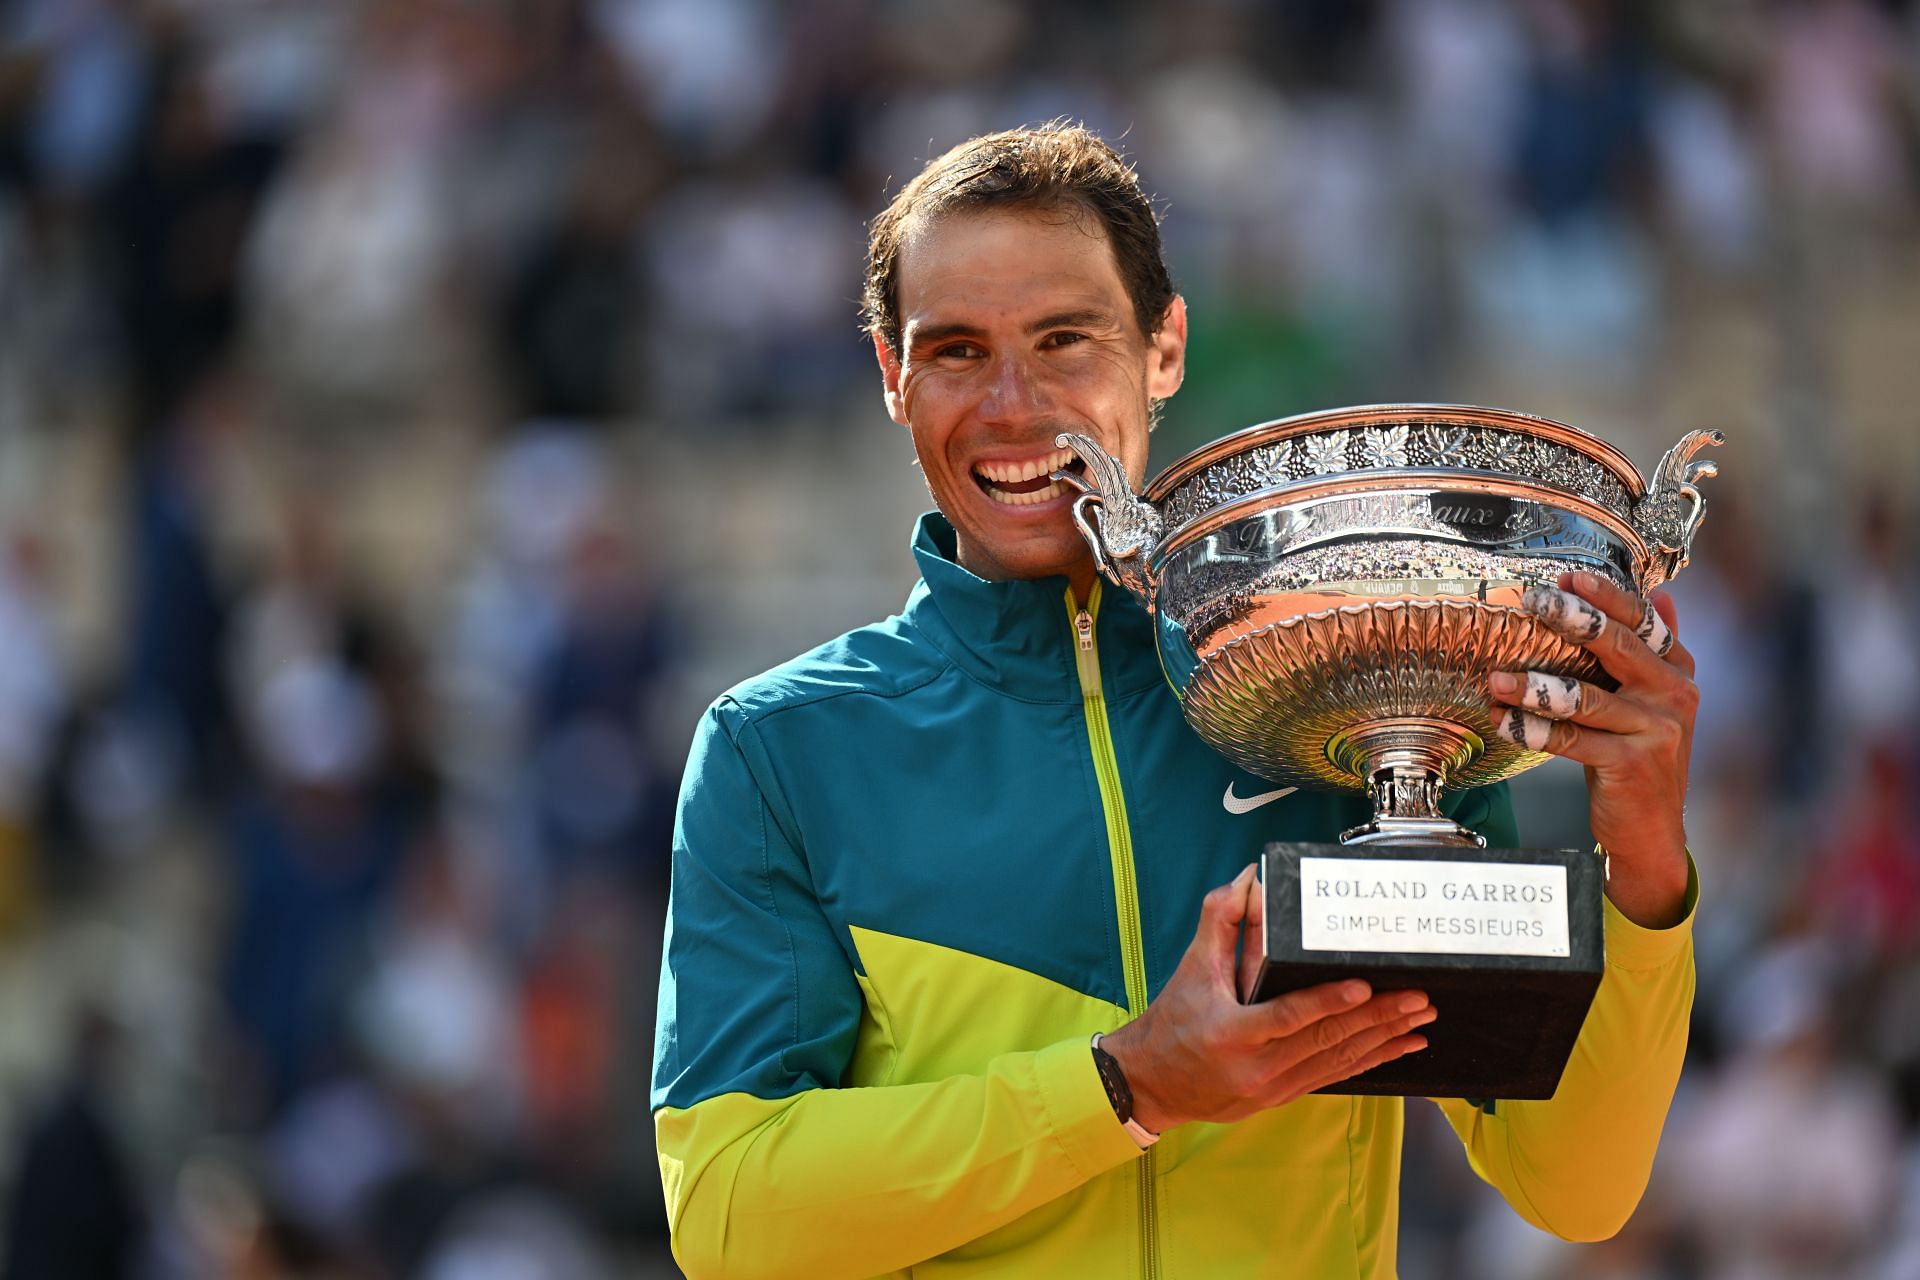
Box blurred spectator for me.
[106,41,281,431]
[517,872,627,1171]
[499,143,653,425]
[0,529,64,932]
[530,507,678,884]
[643,160,865,419]
[1647,68,1763,274]
[1762,0,1911,224]
[2,1008,145,1280]
[220,501,429,1113]
[13,0,149,202]
[1803,745,1920,968]
[220,653,413,1114]
[120,367,242,802]
[352,832,520,1137]
[1675,938,1901,1277]
[1815,491,1920,773]
[1469,0,1658,375]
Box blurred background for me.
[0,0,1917,1276]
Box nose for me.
[979,350,1055,425]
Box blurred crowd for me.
[2,1,1919,1277]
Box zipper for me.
[1067,581,1161,1280]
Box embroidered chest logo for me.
[1222,782,1298,815]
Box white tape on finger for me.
[1495,706,1554,752]
[1524,671,1581,719]
[1634,599,1674,657]
[1522,585,1606,644]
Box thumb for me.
[1191,863,1258,986]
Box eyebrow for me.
[904,308,1122,352]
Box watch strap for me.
[1091,1032,1160,1148]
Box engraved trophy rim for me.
[1155,467,1647,564]
[1142,402,1647,505]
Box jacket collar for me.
[902,512,1166,704]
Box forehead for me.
[895,205,1129,327]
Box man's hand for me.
[1099,864,1435,1133]
[1487,570,1697,930]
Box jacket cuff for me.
[1602,850,1700,973]
[1032,1035,1147,1178]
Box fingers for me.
[1495,571,1698,767]
[1258,984,1431,1062]
[1630,594,1674,658]
[1193,864,1259,989]
[1236,869,1267,1004]
[1297,1033,1434,1096]
[1586,575,1695,676]
[1521,580,1608,643]
[1486,669,1656,753]
[1491,703,1556,753]
[1258,978,1372,1040]
[1650,592,1696,677]
[1516,668,1582,719]
[1525,573,1694,684]
[1272,997,1437,1096]
[1282,1013,1436,1090]
[1521,582,1665,688]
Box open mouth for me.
[972,446,1087,508]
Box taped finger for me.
[1522,584,1606,644]
[1523,670,1582,719]
[1633,597,1675,658]
[1493,705,1554,752]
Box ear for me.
[1145,296,1188,402]
[874,333,909,426]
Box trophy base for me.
[1249,842,1603,1100]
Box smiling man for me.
[653,125,1698,1279]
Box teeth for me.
[982,478,1071,506]
[975,446,1076,484]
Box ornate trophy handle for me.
[1053,432,1164,608]
[1631,429,1725,591]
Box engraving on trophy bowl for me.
[1055,405,1723,848]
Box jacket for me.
[653,513,1696,1279]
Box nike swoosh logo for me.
[1222,783,1298,815]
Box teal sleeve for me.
[652,701,1140,1280]
[652,699,863,1111]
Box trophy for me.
[1056,405,1720,1098]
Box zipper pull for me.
[1075,609,1095,651]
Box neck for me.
[1066,564,1098,610]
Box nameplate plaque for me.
[1297,857,1570,958]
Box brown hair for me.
[862,123,1176,356]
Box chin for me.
[985,535,1094,584]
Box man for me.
[653,125,1697,1278]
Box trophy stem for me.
[1329,718,1489,848]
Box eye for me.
[935,341,985,360]
[1045,331,1089,349]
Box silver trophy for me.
[1057,404,1721,1096]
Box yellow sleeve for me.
[1433,857,1698,1241]
[656,1036,1143,1280]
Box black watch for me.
[1091,1033,1160,1147]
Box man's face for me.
[875,206,1186,588]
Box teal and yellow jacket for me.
[654,514,1695,1279]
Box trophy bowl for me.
[1055,404,1723,849]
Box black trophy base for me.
[1249,842,1604,1100]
